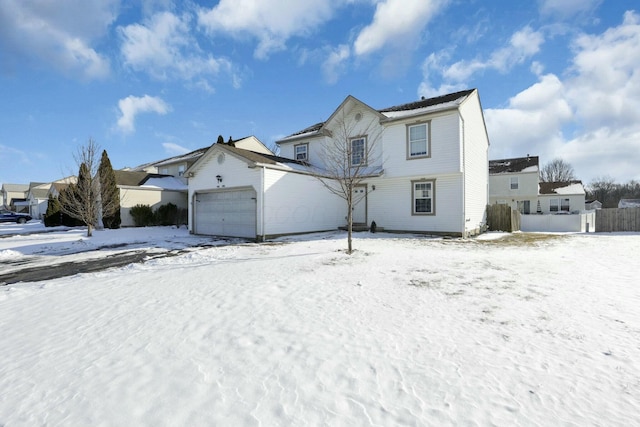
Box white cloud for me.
[442,26,544,82]
[353,0,448,56]
[539,0,602,19]
[322,44,351,84]
[198,0,338,59]
[0,0,115,79]
[116,95,171,134]
[119,11,237,85]
[162,142,191,156]
[485,11,640,183]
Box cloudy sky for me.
[1,0,638,187]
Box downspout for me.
[460,112,466,237]
[261,166,266,242]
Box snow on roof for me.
[539,181,585,195]
[380,99,462,119]
[141,177,188,191]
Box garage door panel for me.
[194,189,256,238]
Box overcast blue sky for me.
[1,0,638,187]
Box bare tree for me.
[311,112,382,254]
[59,139,119,236]
[540,158,576,182]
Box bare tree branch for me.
[308,111,383,253]
[540,158,576,182]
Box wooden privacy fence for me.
[596,207,640,232]
[486,204,521,232]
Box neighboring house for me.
[133,136,273,178]
[188,89,490,240]
[115,170,188,227]
[618,199,640,208]
[585,200,602,210]
[27,183,51,219]
[489,156,540,214]
[538,181,586,214]
[1,183,30,212]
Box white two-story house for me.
[489,156,540,214]
[187,89,490,240]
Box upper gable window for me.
[510,177,518,190]
[294,143,308,161]
[178,165,185,176]
[350,137,366,166]
[407,122,430,159]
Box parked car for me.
[0,209,32,224]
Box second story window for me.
[178,165,185,176]
[294,143,308,161]
[350,137,366,166]
[510,177,519,190]
[407,122,429,158]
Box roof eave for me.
[379,104,461,124]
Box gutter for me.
[261,166,266,242]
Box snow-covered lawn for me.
[1,226,639,426]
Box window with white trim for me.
[178,164,185,176]
[550,198,571,212]
[412,180,435,215]
[510,177,519,190]
[561,198,570,212]
[350,137,366,166]
[407,123,429,158]
[294,143,308,161]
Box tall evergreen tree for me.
[44,194,61,227]
[216,135,224,144]
[227,136,235,146]
[98,150,121,229]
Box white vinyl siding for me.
[262,169,344,236]
[119,187,187,227]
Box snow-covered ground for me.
[1,224,639,426]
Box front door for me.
[351,186,367,224]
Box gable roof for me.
[539,181,585,195]
[618,199,640,208]
[187,143,311,177]
[278,89,476,143]
[2,183,30,192]
[489,156,539,174]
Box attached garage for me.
[193,188,257,239]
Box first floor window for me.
[551,198,570,212]
[294,143,308,161]
[350,137,366,166]
[412,180,435,214]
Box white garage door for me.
[194,189,257,238]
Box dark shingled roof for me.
[378,89,474,113]
[114,170,174,187]
[221,144,307,166]
[539,181,583,195]
[283,89,475,139]
[489,156,539,174]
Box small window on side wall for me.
[294,143,308,161]
[407,122,429,158]
[510,177,519,190]
[412,179,435,215]
[550,199,559,212]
